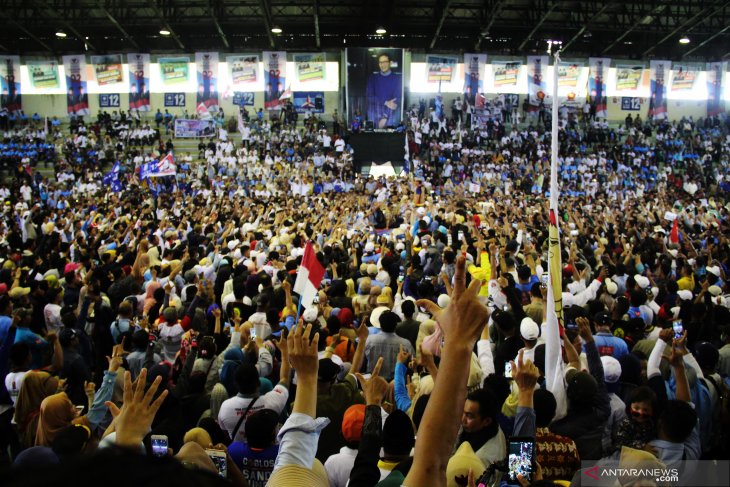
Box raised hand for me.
[355,357,388,406]
[416,255,489,343]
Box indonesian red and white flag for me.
[669,219,679,244]
[293,242,325,309]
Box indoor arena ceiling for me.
[2,0,730,60]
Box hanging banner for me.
[174,119,217,138]
[0,55,21,113]
[706,62,726,117]
[426,55,458,83]
[227,55,259,86]
[195,52,219,112]
[62,55,90,116]
[492,60,521,88]
[293,92,324,113]
[27,60,60,89]
[128,53,151,112]
[346,48,403,128]
[670,63,700,92]
[463,53,486,106]
[588,57,610,118]
[293,53,326,82]
[263,51,287,110]
[558,61,581,88]
[615,64,644,92]
[649,60,670,121]
[159,57,190,85]
[91,54,124,85]
[527,56,549,109]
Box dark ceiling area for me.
[2,0,729,60]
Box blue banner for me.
[164,92,186,107]
[99,94,120,108]
[293,92,324,113]
[232,92,255,106]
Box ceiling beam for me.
[518,1,562,51]
[314,0,321,49]
[643,0,730,56]
[9,19,53,52]
[475,0,507,50]
[258,0,276,49]
[31,0,97,51]
[682,24,730,58]
[602,4,665,54]
[148,0,185,49]
[560,2,614,53]
[98,1,139,50]
[208,0,230,49]
[429,0,454,49]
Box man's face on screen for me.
[378,55,391,74]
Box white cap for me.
[605,278,618,296]
[706,265,721,277]
[302,307,319,323]
[708,285,722,297]
[634,275,650,289]
[677,290,693,301]
[364,242,375,253]
[601,356,622,384]
[520,317,540,341]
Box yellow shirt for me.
[468,251,492,297]
[677,275,695,291]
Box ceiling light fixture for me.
[679,36,690,44]
[375,26,387,35]
[271,26,282,34]
[159,29,171,36]
[55,30,67,38]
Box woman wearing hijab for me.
[219,347,245,397]
[14,371,61,449]
[35,392,88,446]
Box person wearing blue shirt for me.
[588,311,628,360]
[13,308,49,369]
[365,53,402,128]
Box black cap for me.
[593,311,611,326]
[318,358,341,382]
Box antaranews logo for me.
[584,465,679,483]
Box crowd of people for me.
[0,99,729,487]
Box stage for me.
[347,131,405,175]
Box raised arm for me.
[404,256,489,487]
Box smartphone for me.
[151,434,168,457]
[507,436,535,482]
[206,449,227,478]
[541,272,548,289]
[504,362,512,378]
[250,327,257,340]
[313,295,320,304]
[458,230,465,242]
[673,320,683,339]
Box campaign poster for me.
[62,55,90,115]
[263,51,287,110]
[174,119,217,138]
[128,53,151,112]
[293,92,324,113]
[706,62,725,117]
[227,55,259,86]
[649,60,670,121]
[196,52,219,112]
[0,55,21,113]
[91,54,124,85]
[670,63,700,92]
[558,61,581,88]
[426,55,458,83]
[27,60,60,89]
[615,64,644,92]
[159,57,190,85]
[463,53,486,106]
[293,53,326,82]
[588,58,610,118]
[527,55,549,109]
[346,48,403,128]
[492,60,520,88]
